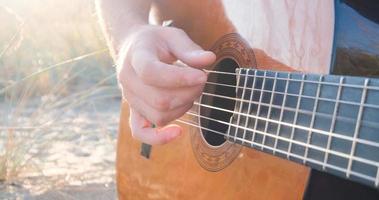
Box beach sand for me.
[0,96,120,199]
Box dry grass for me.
[0,0,120,198]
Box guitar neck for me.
[227,68,379,189]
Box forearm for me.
[95,0,152,58]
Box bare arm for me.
[96,0,151,58]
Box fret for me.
[346,78,369,178]
[232,69,249,142]
[273,73,290,155]
[241,70,258,146]
[206,80,379,110]
[191,103,379,168]
[181,117,377,184]
[226,130,377,183]
[303,75,323,164]
[261,72,278,150]
[323,77,344,170]
[251,71,267,146]
[287,74,305,159]
[229,68,379,189]
[200,98,379,150]
[227,69,243,139]
[202,91,379,132]
[211,70,379,91]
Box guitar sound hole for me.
[199,58,239,146]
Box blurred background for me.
[0,0,119,199]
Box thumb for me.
[130,109,183,145]
[167,30,216,68]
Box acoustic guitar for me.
[116,0,379,199]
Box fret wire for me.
[229,69,243,140]
[205,81,379,110]
[201,91,379,130]
[176,118,377,183]
[251,71,267,146]
[185,111,379,168]
[206,69,379,91]
[347,78,369,178]
[232,69,249,142]
[241,70,258,146]
[287,74,305,159]
[303,75,323,164]
[261,72,278,150]
[233,134,377,183]
[274,73,290,155]
[376,167,379,187]
[323,77,344,170]
[193,102,379,149]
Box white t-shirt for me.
[222,0,334,74]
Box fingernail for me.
[173,128,182,138]
[166,127,182,139]
[189,74,206,85]
[187,50,210,57]
[193,73,207,85]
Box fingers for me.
[124,70,203,111]
[129,27,215,89]
[165,28,216,68]
[127,91,193,126]
[117,25,213,145]
[131,50,208,88]
[130,109,182,145]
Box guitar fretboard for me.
[227,68,379,189]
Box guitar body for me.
[117,29,310,198]
[117,0,379,199]
[117,104,308,199]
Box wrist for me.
[110,23,147,58]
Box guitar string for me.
[204,69,379,91]
[175,117,377,183]
[190,101,379,149]
[182,110,379,167]
[200,69,379,131]
[198,72,379,169]
[198,91,379,130]
[204,80,379,110]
